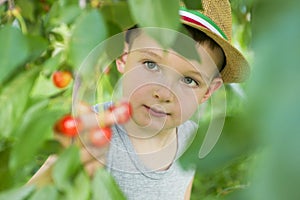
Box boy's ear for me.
[116,52,128,73]
[116,43,129,74]
[200,77,223,103]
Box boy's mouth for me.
[143,105,170,117]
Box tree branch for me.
[79,0,86,9]
[8,0,15,10]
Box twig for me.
[7,0,14,10]
[79,0,86,9]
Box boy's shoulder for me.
[176,120,198,158]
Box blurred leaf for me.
[0,140,13,191]
[58,5,81,25]
[92,168,126,200]
[0,69,39,138]
[170,27,201,62]
[28,185,58,200]
[243,1,300,200]
[128,0,180,48]
[31,72,67,98]
[180,115,257,174]
[42,53,63,76]
[0,26,29,83]
[52,5,81,25]
[52,146,81,191]
[182,0,203,10]
[0,185,35,200]
[9,106,63,175]
[15,0,35,22]
[104,21,124,61]
[26,35,48,62]
[64,171,90,200]
[100,1,135,30]
[68,9,108,68]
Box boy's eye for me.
[143,61,159,71]
[182,77,199,87]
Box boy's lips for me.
[143,105,170,117]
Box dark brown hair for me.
[125,25,225,71]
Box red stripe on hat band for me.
[181,16,211,32]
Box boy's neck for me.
[124,122,178,170]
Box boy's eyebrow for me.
[138,49,164,60]
[186,70,207,81]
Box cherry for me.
[89,127,112,147]
[109,101,132,124]
[54,115,82,137]
[52,71,72,88]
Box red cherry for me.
[109,101,132,124]
[52,71,72,88]
[54,115,82,137]
[89,127,112,147]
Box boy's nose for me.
[152,85,174,103]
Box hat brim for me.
[181,20,250,83]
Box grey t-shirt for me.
[105,120,197,200]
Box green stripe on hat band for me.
[179,7,228,40]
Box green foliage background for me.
[1,0,299,199]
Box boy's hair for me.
[125,25,225,71]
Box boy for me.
[29,0,249,199]
[101,1,249,199]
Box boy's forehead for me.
[130,31,219,80]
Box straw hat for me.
[180,0,250,83]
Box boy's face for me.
[119,31,223,132]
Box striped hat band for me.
[179,7,228,41]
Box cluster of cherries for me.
[52,70,132,147]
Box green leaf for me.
[28,185,58,200]
[182,0,203,10]
[0,26,29,83]
[15,0,35,22]
[30,72,66,98]
[52,146,81,191]
[91,168,126,200]
[169,26,201,62]
[179,115,257,174]
[0,140,13,191]
[0,69,39,138]
[64,171,90,200]
[0,185,35,200]
[42,53,63,76]
[68,9,108,68]
[57,5,81,25]
[9,107,63,174]
[100,2,135,30]
[128,0,180,48]
[26,35,48,62]
[49,5,81,26]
